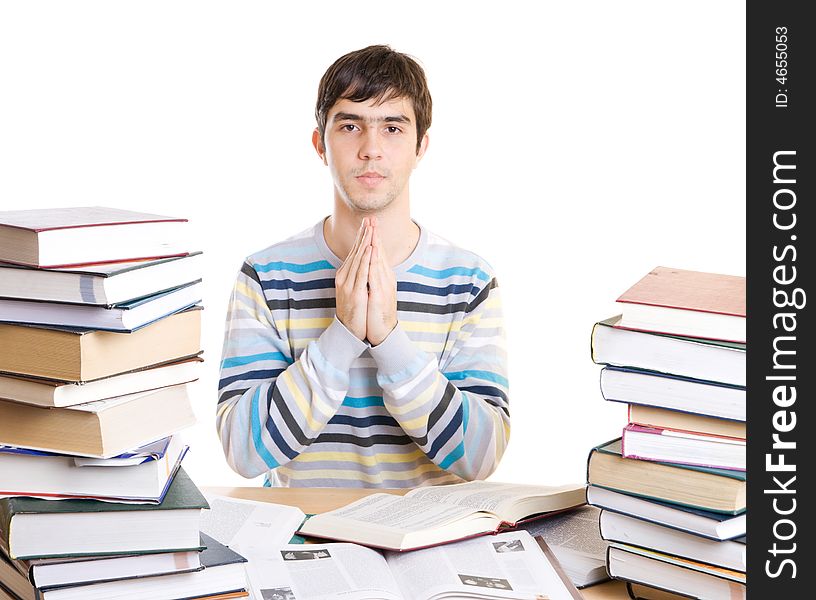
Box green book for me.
[0,467,208,560]
[587,439,746,515]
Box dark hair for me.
[315,45,432,154]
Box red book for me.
[616,266,746,343]
[0,207,190,268]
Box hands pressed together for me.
[335,217,398,346]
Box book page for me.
[385,530,581,600]
[244,543,403,600]
[201,495,305,554]
[520,505,608,559]
[318,493,482,531]
[406,481,579,515]
[519,506,609,587]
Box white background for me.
[0,2,745,488]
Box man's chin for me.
[345,194,395,213]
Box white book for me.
[0,207,191,268]
[26,548,201,589]
[600,366,745,422]
[0,253,203,306]
[0,436,188,503]
[607,544,745,600]
[0,281,202,331]
[0,358,201,408]
[621,424,745,472]
[587,486,745,541]
[591,316,745,386]
[600,511,745,572]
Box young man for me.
[217,45,509,487]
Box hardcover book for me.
[0,207,189,268]
[0,468,208,560]
[297,480,586,551]
[607,544,744,600]
[615,266,745,343]
[586,439,745,515]
[0,307,202,382]
[0,281,202,331]
[0,357,202,408]
[600,366,746,422]
[591,317,745,387]
[587,486,745,541]
[0,384,196,458]
[0,253,203,306]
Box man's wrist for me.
[369,323,423,376]
[316,317,369,373]
[367,319,398,347]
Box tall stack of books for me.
[0,207,248,600]
[585,267,746,600]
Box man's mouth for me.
[356,172,386,187]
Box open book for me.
[297,481,585,551]
[245,530,582,600]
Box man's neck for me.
[324,202,420,267]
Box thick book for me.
[607,544,745,600]
[34,533,247,600]
[621,423,745,471]
[518,504,609,588]
[599,511,745,572]
[591,316,745,386]
[297,480,586,551]
[0,253,203,305]
[0,207,189,268]
[626,582,697,600]
[628,404,746,439]
[0,281,202,331]
[0,436,188,503]
[586,439,745,514]
[600,366,746,422]
[26,546,201,590]
[0,384,196,458]
[0,357,202,408]
[0,307,201,382]
[0,467,208,560]
[615,267,745,343]
[250,531,582,600]
[587,486,745,541]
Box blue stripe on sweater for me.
[253,260,335,274]
[444,370,509,388]
[221,352,291,369]
[250,388,280,468]
[408,265,491,283]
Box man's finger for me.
[355,245,372,291]
[349,224,372,279]
[345,217,368,262]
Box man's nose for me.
[358,129,383,160]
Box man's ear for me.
[415,132,429,165]
[312,128,328,165]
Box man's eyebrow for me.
[332,112,412,124]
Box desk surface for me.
[205,486,629,600]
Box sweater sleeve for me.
[216,261,367,478]
[368,276,510,481]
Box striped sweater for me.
[217,220,510,487]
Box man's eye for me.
[385,126,401,134]
[341,124,358,132]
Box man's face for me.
[317,95,427,212]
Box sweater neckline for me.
[314,217,426,275]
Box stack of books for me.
[586,267,746,600]
[0,207,248,600]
